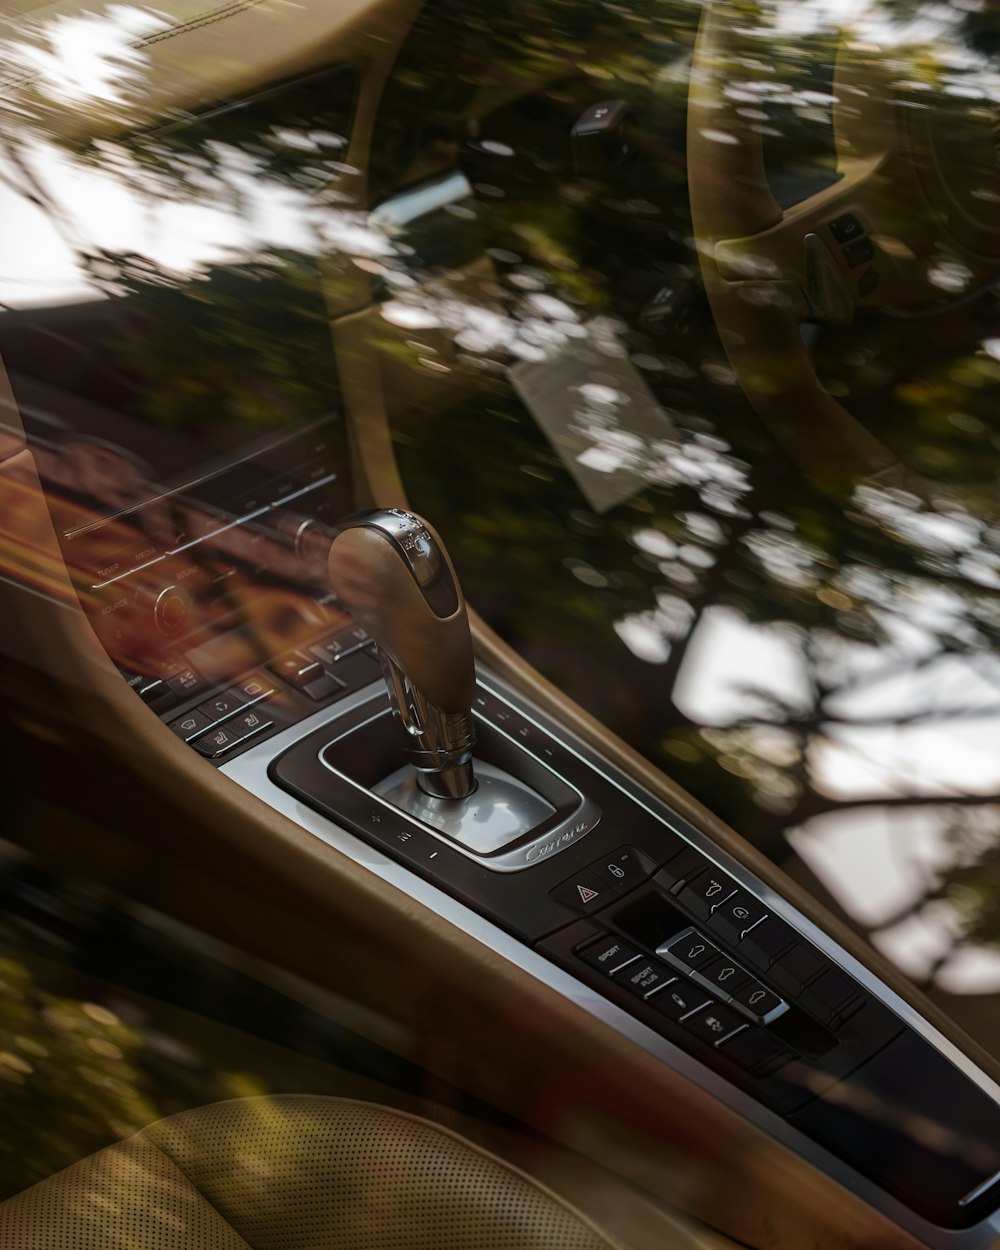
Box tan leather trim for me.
[1,0,424,141]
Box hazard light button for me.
[550,871,609,914]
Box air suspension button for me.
[661,930,720,973]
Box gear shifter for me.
[274,506,595,864]
[327,510,478,800]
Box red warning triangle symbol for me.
[577,884,599,903]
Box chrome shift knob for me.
[327,510,477,799]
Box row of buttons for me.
[657,927,786,1023]
[269,626,374,703]
[550,846,658,912]
[169,672,276,759]
[118,657,211,710]
[190,706,276,758]
[169,671,276,758]
[661,848,864,1031]
[168,672,274,743]
[577,932,793,1075]
[181,625,377,759]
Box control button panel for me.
[170,675,276,754]
[657,926,788,1025]
[551,845,658,912]
[541,813,902,1122]
[573,924,792,1065]
[655,856,867,1035]
[570,925,803,1086]
[125,620,379,764]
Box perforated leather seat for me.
[0,1095,622,1250]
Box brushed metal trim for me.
[315,695,601,871]
[222,670,1000,1250]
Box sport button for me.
[576,934,642,976]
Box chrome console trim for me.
[316,694,601,871]
[222,670,1000,1250]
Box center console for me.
[219,658,1000,1248]
[82,494,999,1250]
[27,443,1000,1247]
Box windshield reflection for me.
[1,0,1000,1053]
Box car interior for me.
[2,0,1000,1247]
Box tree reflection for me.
[2,0,1000,1021]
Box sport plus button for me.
[551,872,609,914]
[619,958,673,999]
